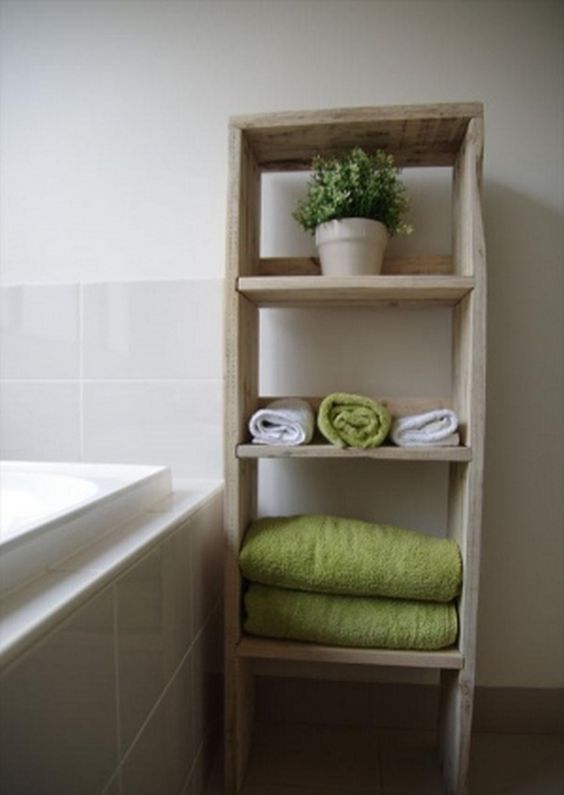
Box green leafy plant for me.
[293,147,413,236]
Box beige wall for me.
[1,0,562,688]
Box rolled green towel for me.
[317,392,391,448]
[240,514,461,602]
[244,583,457,651]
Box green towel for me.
[317,392,391,448]
[244,584,457,651]
[240,515,461,602]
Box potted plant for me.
[293,147,412,276]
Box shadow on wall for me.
[478,178,563,685]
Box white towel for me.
[248,398,315,446]
[391,409,460,447]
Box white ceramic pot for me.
[315,218,389,276]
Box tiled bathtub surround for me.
[0,280,223,480]
[0,488,223,795]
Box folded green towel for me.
[240,515,461,602]
[317,392,391,448]
[244,583,457,651]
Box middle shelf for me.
[241,397,469,461]
[237,443,472,461]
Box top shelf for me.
[230,102,483,169]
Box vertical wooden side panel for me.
[440,117,486,795]
[224,125,261,793]
[452,117,485,277]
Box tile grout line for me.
[180,737,205,795]
[117,604,218,769]
[78,283,85,461]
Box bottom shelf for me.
[237,635,464,670]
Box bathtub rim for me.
[0,461,171,552]
[0,479,223,671]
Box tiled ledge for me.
[0,480,223,670]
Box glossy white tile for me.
[0,284,80,379]
[121,650,195,795]
[0,381,81,461]
[192,608,223,756]
[101,772,122,795]
[82,280,222,380]
[0,569,98,666]
[82,380,222,479]
[114,511,203,752]
[191,499,224,634]
[165,517,197,663]
[116,546,172,753]
[0,586,118,795]
[189,733,220,795]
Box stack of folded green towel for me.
[239,514,461,651]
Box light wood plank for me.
[439,116,486,795]
[238,636,463,670]
[232,102,483,129]
[237,442,471,462]
[258,255,453,277]
[224,127,261,794]
[231,102,483,169]
[238,275,474,308]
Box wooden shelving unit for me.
[224,103,486,795]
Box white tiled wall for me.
[0,285,81,378]
[0,275,453,530]
[0,279,223,480]
[0,491,224,795]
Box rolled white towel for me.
[248,398,315,446]
[391,409,460,447]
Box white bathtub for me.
[0,461,172,595]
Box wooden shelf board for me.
[237,636,464,670]
[238,275,474,308]
[230,102,483,169]
[237,443,472,462]
[258,255,453,277]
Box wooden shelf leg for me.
[225,657,254,794]
[438,668,475,795]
